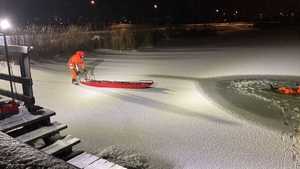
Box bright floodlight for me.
[90,0,96,5]
[0,19,11,30]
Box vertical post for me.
[3,34,15,101]
[19,53,35,110]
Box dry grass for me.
[111,24,160,50]
[8,24,217,59]
[8,24,160,59]
[10,25,101,59]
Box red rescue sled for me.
[81,80,154,89]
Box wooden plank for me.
[103,161,117,169]
[0,97,8,102]
[85,159,116,169]
[41,135,80,155]
[0,88,34,104]
[84,159,108,169]
[0,45,32,55]
[0,73,32,84]
[68,152,99,169]
[109,165,127,169]
[19,52,34,105]
[62,150,84,161]
[0,108,55,132]
[16,121,67,143]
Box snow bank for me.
[0,132,76,169]
[98,145,149,169]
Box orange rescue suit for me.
[278,86,300,95]
[68,52,86,81]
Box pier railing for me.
[0,40,35,111]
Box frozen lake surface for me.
[3,30,300,169]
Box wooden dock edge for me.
[0,106,127,169]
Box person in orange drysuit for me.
[68,51,86,84]
[297,86,300,94]
[278,86,300,95]
[278,87,295,95]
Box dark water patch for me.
[200,76,300,132]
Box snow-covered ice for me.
[2,30,300,169]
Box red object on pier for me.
[0,100,19,114]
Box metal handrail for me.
[0,32,15,101]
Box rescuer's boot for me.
[72,79,79,85]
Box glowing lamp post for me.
[0,19,15,100]
[90,0,96,6]
[0,19,11,31]
[153,4,159,24]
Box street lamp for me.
[0,18,15,101]
[90,0,96,6]
[0,19,11,30]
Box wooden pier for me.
[0,106,126,169]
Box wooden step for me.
[41,135,80,155]
[68,153,127,169]
[68,152,99,169]
[62,150,85,161]
[84,159,127,169]
[109,165,127,169]
[0,108,55,132]
[16,122,67,143]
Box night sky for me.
[1,0,300,24]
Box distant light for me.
[258,13,264,19]
[90,0,96,5]
[291,12,295,17]
[216,9,220,13]
[235,10,239,14]
[154,4,158,9]
[0,19,11,31]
